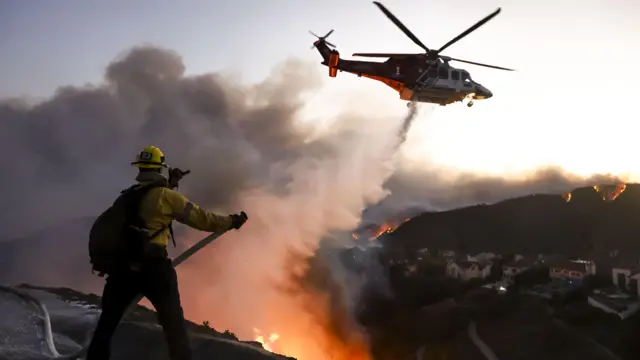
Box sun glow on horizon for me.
[301,76,640,185]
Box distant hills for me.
[385,183,640,262]
[3,182,639,289]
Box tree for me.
[514,266,551,288]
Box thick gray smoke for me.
[0,47,319,240]
[0,45,419,357]
[0,45,610,359]
[362,166,619,226]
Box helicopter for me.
[310,1,515,108]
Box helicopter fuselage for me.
[309,2,513,107]
[316,42,491,106]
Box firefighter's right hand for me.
[168,168,191,188]
[230,211,248,230]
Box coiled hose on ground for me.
[0,284,90,360]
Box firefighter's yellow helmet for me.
[131,146,168,169]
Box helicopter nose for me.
[476,85,492,99]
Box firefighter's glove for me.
[168,168,191,189]
[230,211,248,230]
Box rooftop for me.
[548,260,587,272]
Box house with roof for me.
[612,266,640,297]
[548,258,596,281]
[446,260,492,281]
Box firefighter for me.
[86,145,248,360]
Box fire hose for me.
[0,230,227,360]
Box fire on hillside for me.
[562,184,627,202]
[352,218,411,241]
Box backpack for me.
[89,183,171,277]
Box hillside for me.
[385,183,640,260]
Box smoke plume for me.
[0,45,418,358]
[0,45,613,359]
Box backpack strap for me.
[120,184,140,194]
[169,224,176,248]
[144,221,176,248]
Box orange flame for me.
[354,218,411,241]
[593,184,627,201]
[253,328,280,352]
[563,184,627,203]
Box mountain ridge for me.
[385,183,640,261]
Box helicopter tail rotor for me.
[310,29,336,49]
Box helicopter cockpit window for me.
[451,71,460,81]
[426,68,437,78]
[461,71,472,86]
[438,68,448,79]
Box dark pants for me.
[86,258,191,360]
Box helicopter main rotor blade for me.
[352,52,419,58]
[444,56,515,71]
[436,8,501,54]
[372,1,430,53]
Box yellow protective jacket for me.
[135,171,234,249]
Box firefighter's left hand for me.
[230,211,248,230]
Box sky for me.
[2,0,640,176]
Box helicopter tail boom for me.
[313,40,340,77]
[313,39,333,63]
